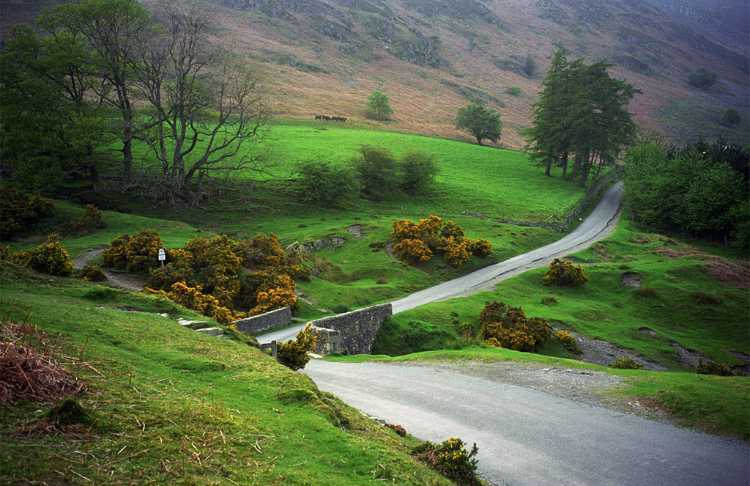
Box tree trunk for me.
[545,159,552,176]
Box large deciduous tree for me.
[41,0,153,183]
[455,102,502,146]
[137,3,268,203]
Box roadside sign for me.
[158,248,166,263]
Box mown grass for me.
[0,264,449,485]
[328,346,750,440]
[376,219,750,369]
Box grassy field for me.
[328,346,750,440]
[375,218,750,369]
[17,121,584,315]
[0,264,450,485]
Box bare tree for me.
[138,3,268,203]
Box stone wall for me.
[234,306,292,335]
[310,303,392,355]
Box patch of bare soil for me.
[73,247,145,291]
[704,259,750,289]
[564,329,667,371]
[431,361,622,408]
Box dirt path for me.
[73,248,145,292]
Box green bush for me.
[543,259,587,287]
[80,264,107,282]
[609,357,642,369]
[412,437,480,486]
[506,86,522,97]
[277,324,317,370]
[70,205,106,234]
[722,108,741,127]
[688,68,717,90]
[399,152,438,195]
[296,161,360,207]
[0,187,54,240]
[355,146,401,200]
[0,244,10,261]
[13,234,73,277]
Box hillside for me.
[3,0,747,146]
[0,264,450,484]
[192,0,749,146]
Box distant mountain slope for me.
[200,0,748,146]
[3,0,748,146]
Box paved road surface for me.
[258,182,623,344]
[306,360,750,486]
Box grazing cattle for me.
[314,115,347,122]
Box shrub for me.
[393,238,433,264]
[355,146,400,200]
[688,68,717,90]
[0,244,10,261]
[443,237,471,268]
[365,90,393,121]
[277,324,317,370]
[412,438,480,486]
[399,152,438,195]
[332,304,350,314]
[609,357,642,369]
[235,233,286,269]
[543,258,588,287]
[80,264,107,282]
[506,86,522,96]
[555,330,581,354]
[70,205,106,234]
[722,108,741,127]
[468,239,492,258]
[691,292,722,305]
[456,101,502,145]
[0,188,54,240]
[391,216,491,268]
[102,230,162,274]
[148,281,236,324]
[296,161,360,207]
[541,296,558,305]
[385,423,407,436]
[480,301,551,352]
[696,360,734,376]
[251,284,297,315]
[13,234,73,277]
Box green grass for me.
[328,346,750,440]
[376,219,750,368]
[0,264,449,485]
[9,200,206,258]
[22,121,584,314]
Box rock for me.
[196,327,225,337]
[621,272,642,288]
[346,224,364,238]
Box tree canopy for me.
[455,102,502,146]
[525,49,639,184]
[366,90,393,121]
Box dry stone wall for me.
[234,307,292,335]
[310,303,392,355]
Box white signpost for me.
[158,248,166,267]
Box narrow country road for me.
[305,360,750,486]
[257,182,623,344]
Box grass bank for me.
[0,264,450,485]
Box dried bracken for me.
[0,323,85,404]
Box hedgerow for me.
[391,215,492,268]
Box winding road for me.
[305,360,750,486]
[257,182,623,344]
